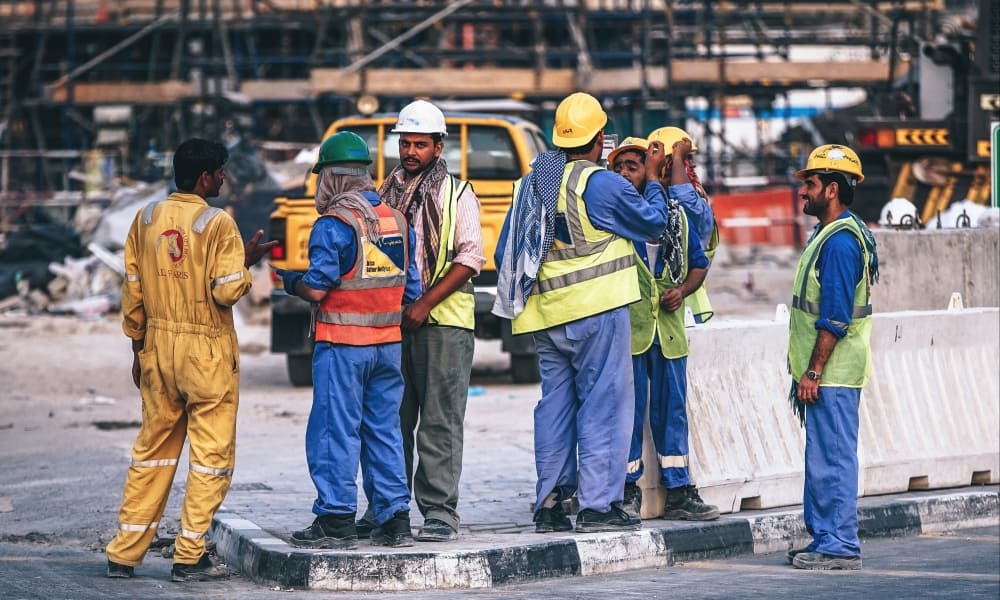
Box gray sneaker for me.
[415,518,458,542]
[786,546,812,564]
[622,482,642,518]
[792,551,862,570]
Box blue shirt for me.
[302,191,422,304]
[494,167,668,267]
[668,182,715,252]
[814,212,864,339]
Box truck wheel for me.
[286,354,313,387]
[510,353,540,384]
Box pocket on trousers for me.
[182,350,226,399]
[563,313,599,342]
[137,346,163,392]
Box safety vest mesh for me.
[512,161,639,334]
[788,216,873,387]
[630,210,690,358]
[685,222,718,323]
[315,203,409,345]
[426,177,475,330]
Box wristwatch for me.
[805,369,821,381]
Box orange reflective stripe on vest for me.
[314,203,409,346]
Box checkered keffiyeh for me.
[493,151,566,319]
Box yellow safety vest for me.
[630,210,690,359]
[685,222,718,323]
[426,176,475,330]
[788,216,873,387]
[512,161,639,335]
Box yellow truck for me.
[267,112,549,386]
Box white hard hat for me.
[879,197,919,228]
[391,100,448,137]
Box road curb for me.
[210,489,997,591]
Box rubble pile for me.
[0,136,313,319]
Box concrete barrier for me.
[638,308,1000,517]
[872,228,999,312]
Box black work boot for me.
[106,560,134,579]
[370,511,414,548]
[575,505,641,533]
[534,502,573,533]
[622,482,643,518]
[290,513,358,549]
[355,517,376,540]
[663,485,720,521]
[170,553,230,583]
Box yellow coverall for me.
[105,192,251,567]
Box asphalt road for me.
[1,307,996,600]
[1,526,997,599]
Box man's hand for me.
[796,377,820,404]
[130,337,144,389]
[660,288,683,312]
[131,355,141,389]
[671,138,693,164]
[273,267,303,296]
[244,229,279,268]
[645,140,667,183]
[401,299,431,330]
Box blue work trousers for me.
[803,385,862,557]
[307,342,410,527]
[626,349,691,489]
[532,307,634,517]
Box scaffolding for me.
[0,0,950,200]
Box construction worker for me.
[787,144,878,571]
[608,137,718,521]
[363,99,483,542]
[277,131,421,549]
[493,92,668,534]
[106,138,275,582]
[648,126,719,323]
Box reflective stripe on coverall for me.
[107,193,250,567]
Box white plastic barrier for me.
[637,308,1000,517]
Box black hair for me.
[173,138,228,192]
[562,131,601,156]
[817,172,855,206]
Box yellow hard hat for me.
[607,136,649,167]
[647,126,698,157]
[552,92,608,148]
[795,144,865,184]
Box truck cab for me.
[268,112,548,386]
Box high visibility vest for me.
[629,210,690,359]
[788,215,873,387]
[686,221,718,323]
[314,203,409,346]
[512,161,639,335]
[425,176,475,329]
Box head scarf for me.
[315,167,381,244]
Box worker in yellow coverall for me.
[105,138,275,583]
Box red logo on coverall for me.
[158,229,185,262]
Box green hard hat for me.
[312,131,372,173]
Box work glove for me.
[273,268,303,296]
